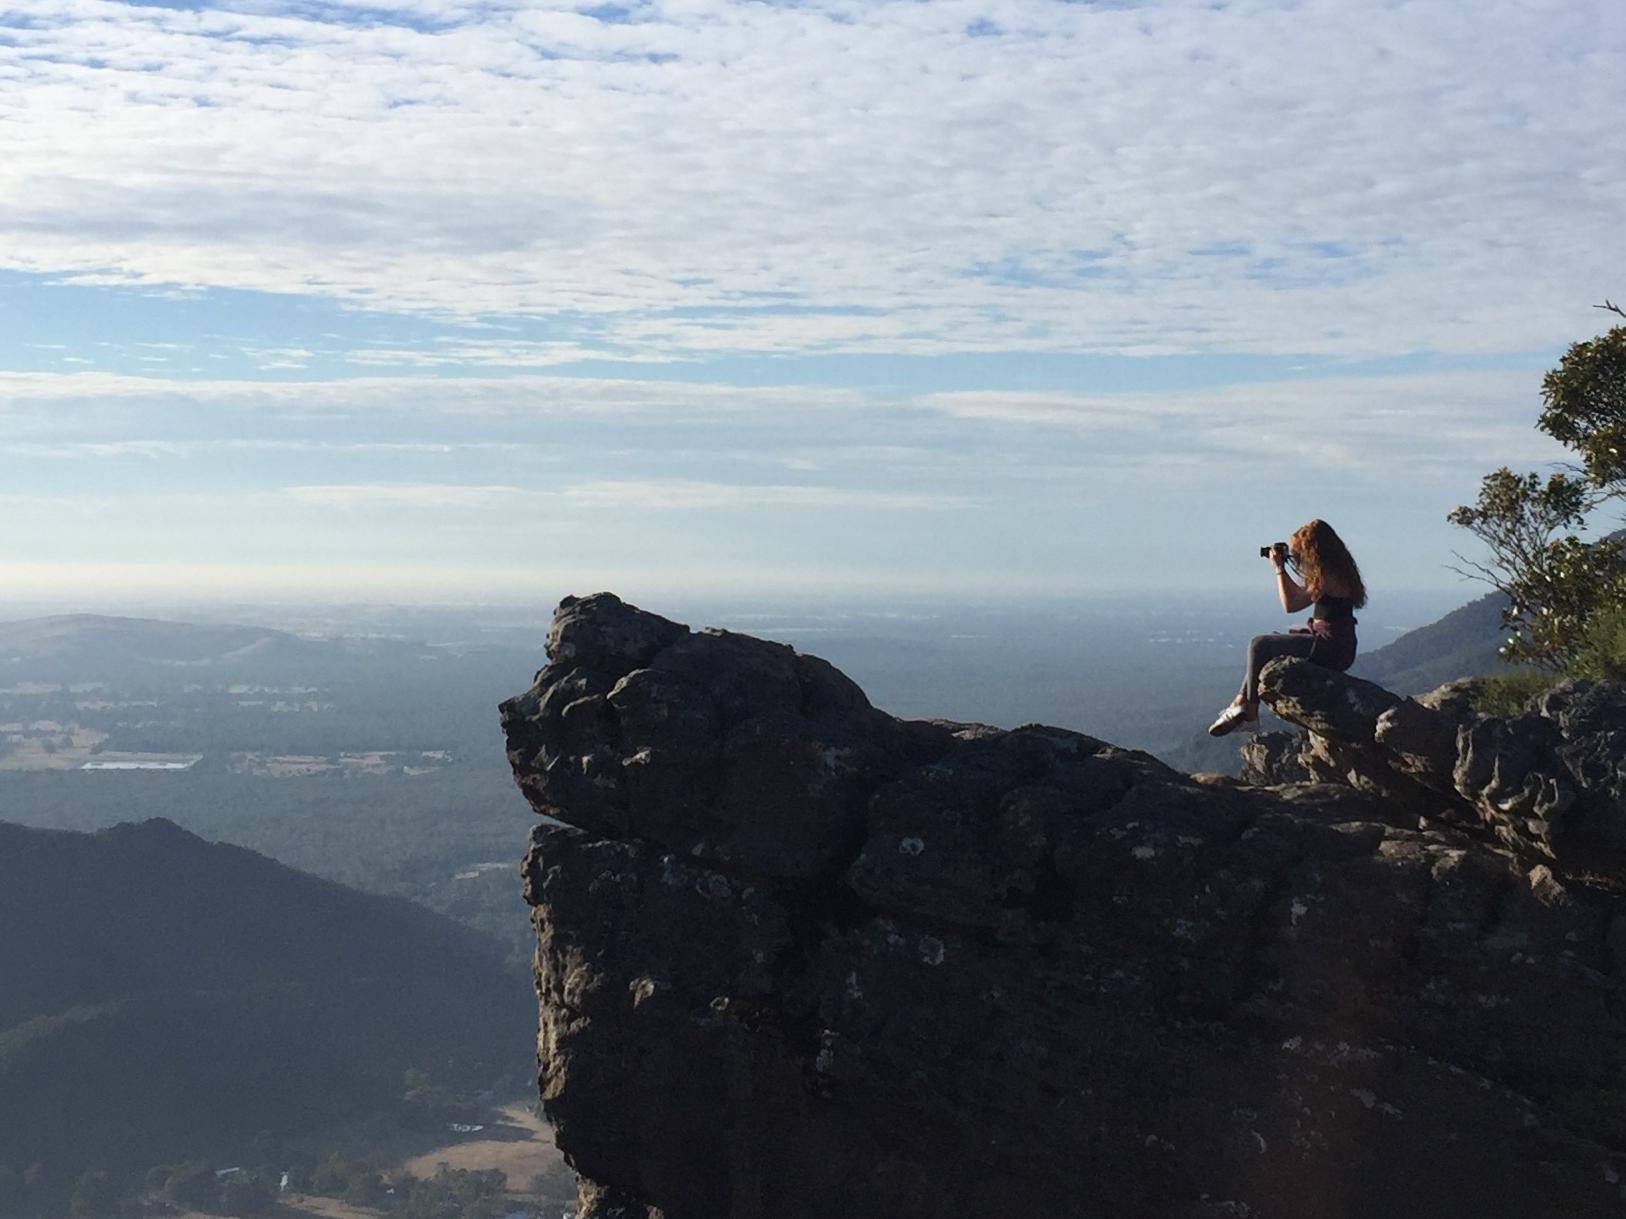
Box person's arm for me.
[1272,560,1314,613]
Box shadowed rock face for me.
[504,594,1626,1219]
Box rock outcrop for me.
[1252,659,1626,875]
[504,594,1626,1219]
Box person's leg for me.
[1238,632,1318,707]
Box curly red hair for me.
[1291,519,1367,608]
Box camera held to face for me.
[1260,541,1291,562]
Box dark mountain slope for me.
[0,819,531,1176]
[1348,589,1512,694]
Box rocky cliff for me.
[502,594,1626,1219]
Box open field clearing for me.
[400,1104,562,1188]
[0,723,108,769]
[173,1106,570,1219]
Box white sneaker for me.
[1207,704,1260,737]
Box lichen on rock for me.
[505,594,1626,1219]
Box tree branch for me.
[1447,551,1515,594]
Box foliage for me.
[67,1169,121,1219]
[526,1162,579,1213]
[0,762,534,968]
[0,620,547,1213]
[399,1069,484,1130]
[219,1172,277,1217]
[1539,324,1626,488]
[304,1152,388,1208]
[341,1167,386,1208]
[394,1165,509,1219]
[164,1161,220,1211]
[1445,469,1614,668]
[1471,670,1558,718]
[310,1152,364,1198]
[1469,606,1626,715]
[1566,604,1626,681]
[246,1131,286,1172]
[1450,319,1626,669]
[0,818,531,1186]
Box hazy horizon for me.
[0,581,1479,634]
[0,580,1488,785]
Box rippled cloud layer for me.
[4,0,1623,357]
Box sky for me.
[2,0,1624,612]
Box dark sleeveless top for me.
[1303,592,1359,671]
[1311,593,1357,623]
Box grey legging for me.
[1238,631,1319,705]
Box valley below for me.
[0,591,1508,1219]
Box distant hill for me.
[0,613,317,672]
[1349,589,1513,694]
[0,612,543,691]
[0,819,532,1178]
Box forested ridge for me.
[0,820,532,1195]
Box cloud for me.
[0,363,1570,485]
[7,439,188,460]
[243,345,314,370]
[558,478,967,510]
[1,0,1621,358]
[345,339,643,368]
[280,482,525,509]
[0,357,1567,599]
[275,477,963,511]
[0,369,866,417]
[915,369,1572,471]
[8,437,547,460]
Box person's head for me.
[1290,519,1367,607]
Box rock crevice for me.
[505,594,1626,1219]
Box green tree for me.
[219,1172,275,1217]
[164,1162,220,1212]
[69,1169,120,1219]
[395,1166,508,1219]
[1539,314,1626,488]
[1451,310,1626,670]
[1569,605,1626,681]
[246,1130,285,1175]
[309,1153,356,1198]
[341,1168,384,1209]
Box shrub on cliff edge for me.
[1452,310,1626,672]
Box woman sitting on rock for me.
[1209,518,1366,736]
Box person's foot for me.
[1207,703,1260,737]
